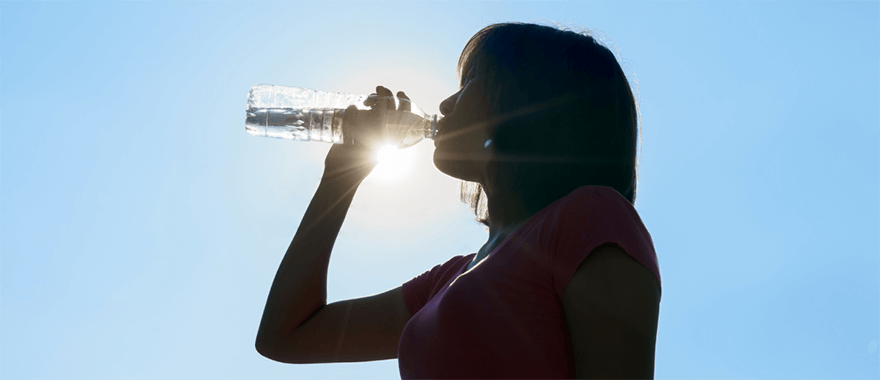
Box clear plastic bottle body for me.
[245,84,439,148]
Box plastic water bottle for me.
[245,84,440,148]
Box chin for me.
[433,147,480,182]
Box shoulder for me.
[401,253,475,315]
[425,254,474,283]
[562,185,631,212]
[551,186,634,229]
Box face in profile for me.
[433,73,495,183]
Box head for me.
[432,22,640,227]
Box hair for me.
[456,22,641,228]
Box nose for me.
[439,91,460,116]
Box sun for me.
[370,143,418,182]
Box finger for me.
[397,91,412,112]
[364,93,378,108]
[342,105,360,146]
[376,85,395,110]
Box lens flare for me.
[371,143,417,182]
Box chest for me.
[400,245,573,379]
[465,242,499,271]
[466,225,526,272]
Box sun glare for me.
[371,144,417,182]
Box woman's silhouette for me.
[256,22,661,379]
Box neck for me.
[483,185,533,240]
[478,160,535,241]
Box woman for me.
[256,22,661,379]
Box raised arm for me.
[255,86,415,363]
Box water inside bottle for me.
[246,108,341,143]
[246,107,434,146]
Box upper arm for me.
[561,243,661,379]
[257,286,412,364]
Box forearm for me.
[256,172,364,349]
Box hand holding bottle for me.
[322,85,412,181]
[244,83,438,181]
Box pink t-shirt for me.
[398,185,661,379]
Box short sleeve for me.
[401,254,474,317]
[550,186,661,296]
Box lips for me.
[433,119,446,147]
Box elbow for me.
[255,335,275,359]
[255,334,285,362]
[255,335,304,364]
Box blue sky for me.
[1,2,878,379]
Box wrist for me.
[320,168,369,188]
